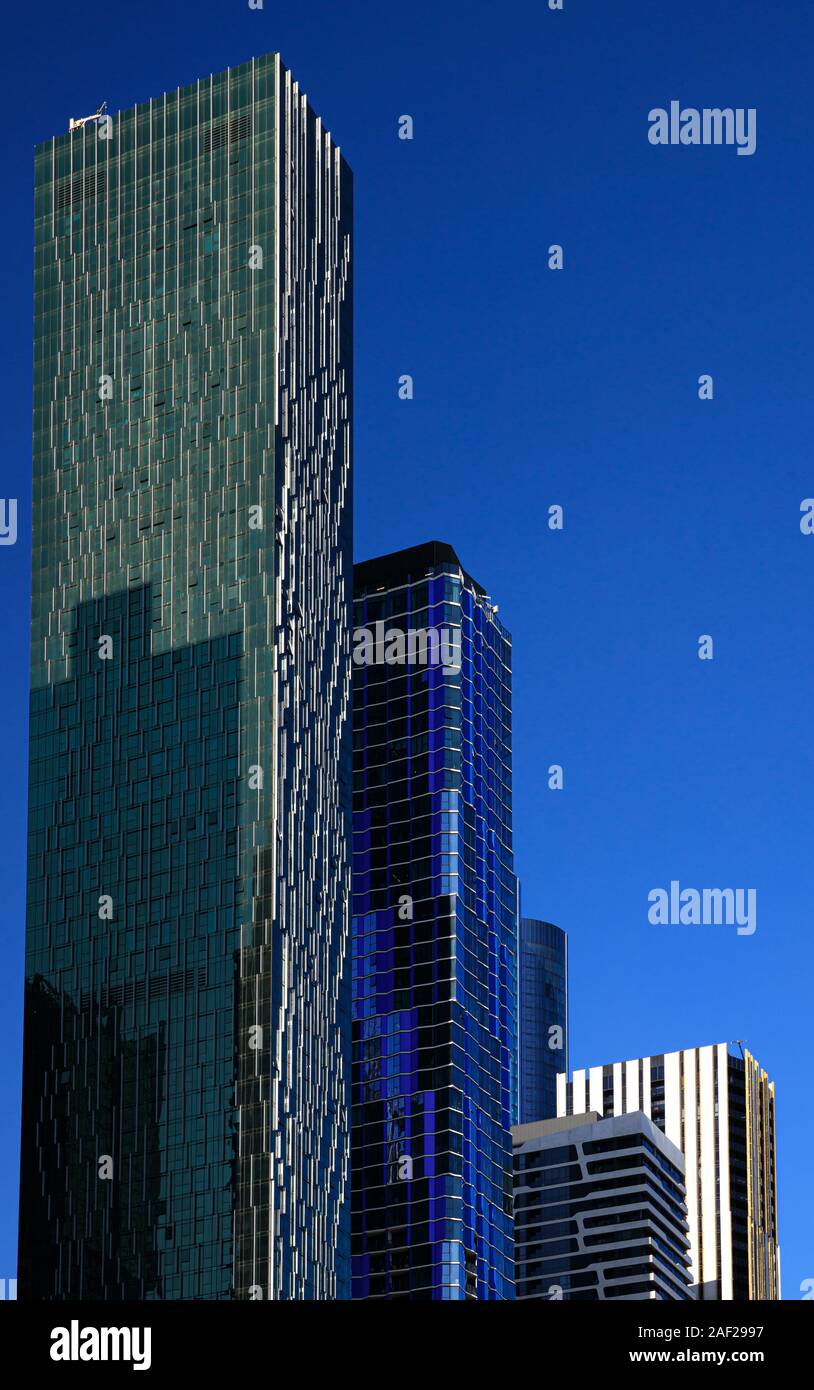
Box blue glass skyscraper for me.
[518,918,568,1123]
[351,542,517,1299]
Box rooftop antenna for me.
[69,102,107,132]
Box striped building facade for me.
[558,1044,779,1300]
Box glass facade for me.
[351,542,517,1299]
[518,918,568,1124]
[19,54,353,1300]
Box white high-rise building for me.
[558,1043,779,1300]
[512,1112,693,1300]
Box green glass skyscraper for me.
[19,53,353,1300]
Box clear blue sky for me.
[0,0,811,1297]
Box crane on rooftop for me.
[69,103,107,132]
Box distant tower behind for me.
[518,918,568,1123]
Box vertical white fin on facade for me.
[625,1059,639,1113]
[573,1069,586,1114]
[698,1044,718,1294]
[556,1070,567,1118]
[681,1049,699,1291]
[664,1050,682,1147]
[589,1065,604,1115]
[641,1057,651,1117]
[717,1043,733,1299]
